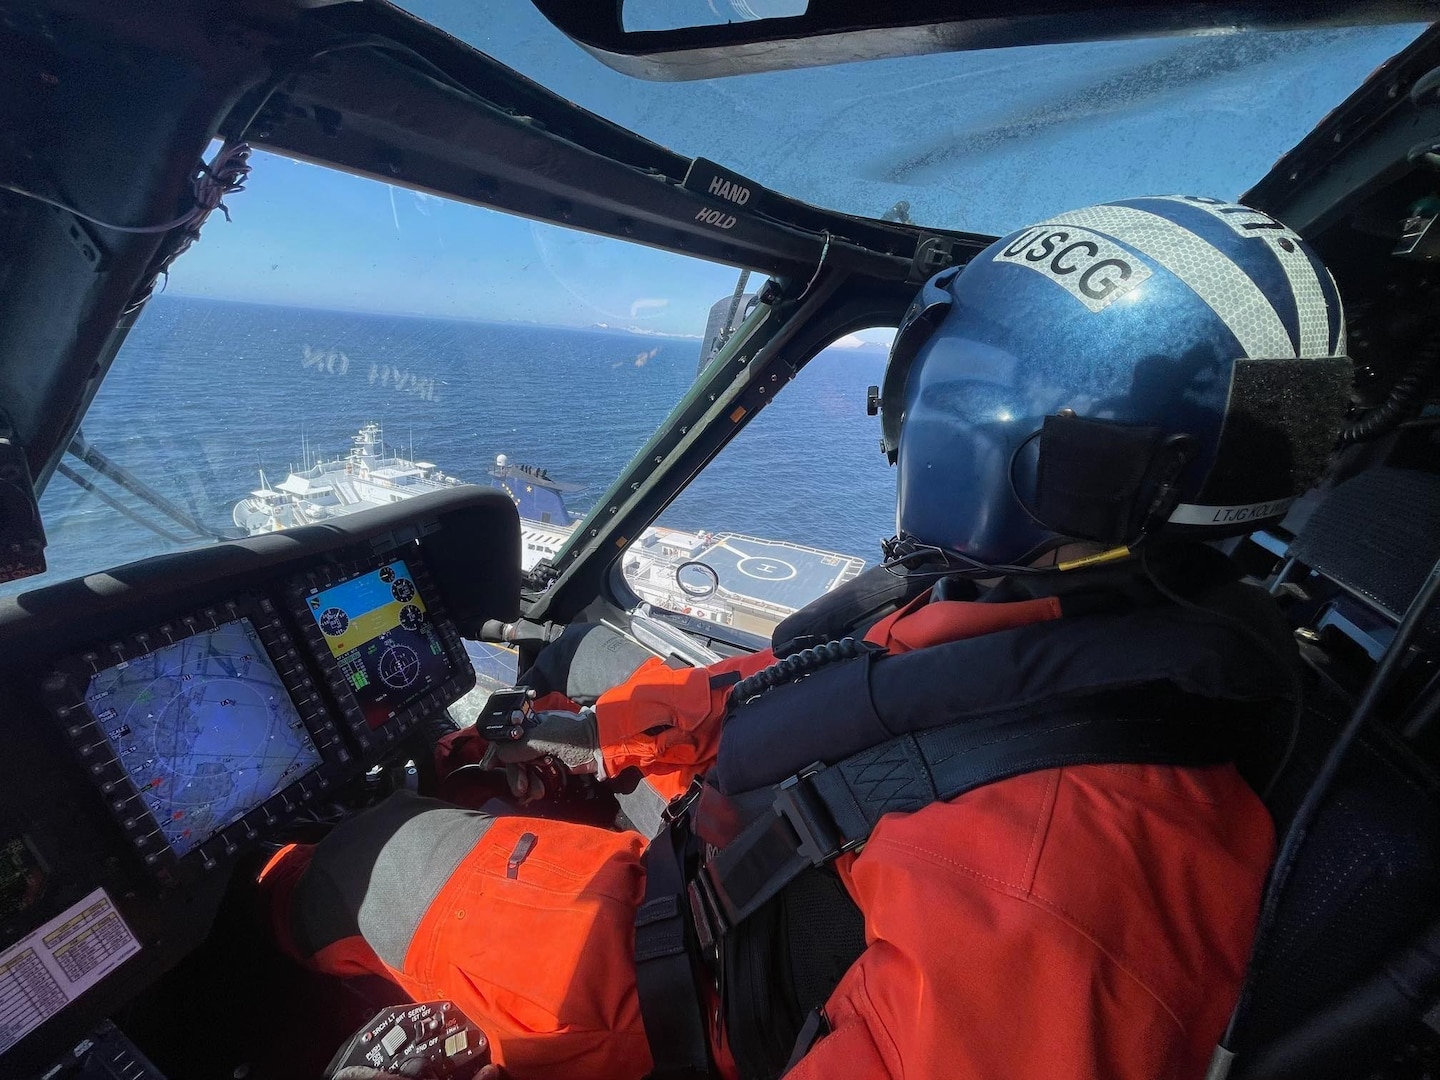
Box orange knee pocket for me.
[404,818,649,1044]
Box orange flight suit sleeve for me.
[788,762,1274,1080]
[593,649,775,784]
[434,651,777,801]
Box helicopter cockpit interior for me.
[2,1,1440,1077]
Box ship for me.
[233,424,866,641]
[232,423,471,533]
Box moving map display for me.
[306,559,453,729]
[82,618,322,858]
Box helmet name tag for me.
[993,226,1151,312]
[1167,498,1295,526]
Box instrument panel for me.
[0,488,520,1072]
[292,552,472,753]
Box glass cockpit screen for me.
[305,559,453,729]
[83,618,322,858]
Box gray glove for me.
[491,708,601,774]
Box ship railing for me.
[625,568,794,623]
[628,583,737,625]
[627,553,851,621]
[710,584,796,620]
[361,473,466,494]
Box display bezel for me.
[289,545,474,753]
[39,595,350,882]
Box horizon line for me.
[155,290,706,339]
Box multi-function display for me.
[45,597,346,877]
[303,559,454,730]
[82,618,323,858]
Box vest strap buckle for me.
[663,776,705,825]
[774,762,856,866]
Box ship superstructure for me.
[233,423,469,533]
[235,425,865,637]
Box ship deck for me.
[464,640,520,693]
[697,534,865,612]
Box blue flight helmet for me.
[877,195,1353,568]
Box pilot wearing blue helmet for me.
[270,195,1351,1080]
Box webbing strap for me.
[781,1008,831,1076]
[615,777,670,840]
[701,710,1232,931]
[634,818,711,1078]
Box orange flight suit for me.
[264,594,1273,1079]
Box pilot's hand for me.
[491,708,600,773]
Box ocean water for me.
[21,295,898,593]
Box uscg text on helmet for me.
[993,226,1152,313]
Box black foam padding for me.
[1289,467,1440,626]
[783,868,868,1018]
[1034,414,1165,543]
[1239,680,1440,1056]
[1199,358,1352,504]
[723,865,867,1080]
[0,486,521,663]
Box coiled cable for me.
[729,637,882,708]
[879,532,1046,581]
[1340,332,1439,443]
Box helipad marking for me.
[736,556,797,582]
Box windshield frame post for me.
[525,269,919,626]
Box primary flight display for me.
[305,559,454,729]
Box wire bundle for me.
[1,141,251,238]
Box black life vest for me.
[635,560,1298,1080]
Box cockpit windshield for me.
[12,153,747,594]
[6,7,1430,641]
[399,0,1428,230]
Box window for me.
[629,328,896,638]
[402,1,1426,231]
[6,148,743,597]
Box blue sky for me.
[168,156,744,336]
[165,3,1426,337]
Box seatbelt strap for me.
[697,709,1231,933]
[615,776,670,840]
[633,803,711,1077]
[781,1008,831,1075]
